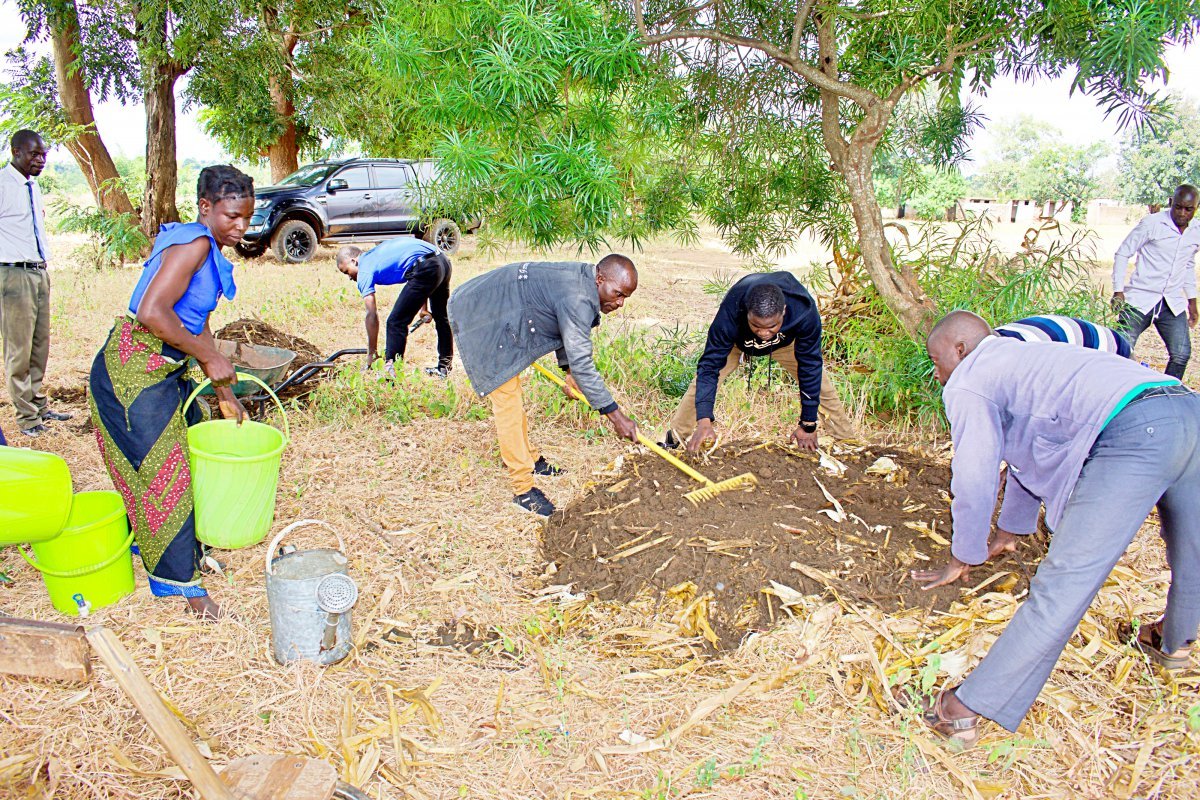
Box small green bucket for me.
[21,491,135,616]
[183,373,289,550]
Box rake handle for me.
[531,361,713,487]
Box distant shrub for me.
[51,198,148,270]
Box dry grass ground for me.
[2,224,1199,799]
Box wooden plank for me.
[85,627,236,800]
[0,617,91,683]
[220,755,337,800]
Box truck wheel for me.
[234,241,267,259]
[272,219,318,263]
[421,218,461,255]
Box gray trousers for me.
[957,391,1200,731]
[0,266,51,430]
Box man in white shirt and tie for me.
[1112,184,1200,380]
[0,130,71,437]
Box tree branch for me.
[789,0,817,61]
[881,33,997,106]
[639,26,876,106]
[633,0,647,38]
[816,13,848,166]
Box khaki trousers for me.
[667,348,857,440]
[0,267,50,430]
[487,374,542,495]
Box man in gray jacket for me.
[906,311,1199,747]
[449,256,639,516]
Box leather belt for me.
[0,261,46,269]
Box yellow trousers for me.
[667,348,857,440]
[487,375,541,494]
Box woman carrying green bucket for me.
[88,166,254,620]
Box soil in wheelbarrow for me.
[216,319,325,399]
[542,442,1049,649]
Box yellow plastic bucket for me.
[21,491,135,616]
[0,446,73,546]
[182,373,289,549]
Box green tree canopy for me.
[1117,96,1200,207]
[629,0,1200,334]
[348,0,700,250]
[978,116,1108,221]
[187,0,373,182]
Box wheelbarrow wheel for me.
[334,781,371,800]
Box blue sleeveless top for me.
[128,222,237,335]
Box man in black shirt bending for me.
[664,272,855,452]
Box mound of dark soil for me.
[215,318,323,372]
[543,442,1047,648]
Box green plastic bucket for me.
[183,373,289,549]
[20,491,135,616]
[0,446,73,546]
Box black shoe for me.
[533,456,565,477]
[514,487,555,517]
[20,424,47,438]
[41,409,73,422]
[659,430,681,450]
[423,365,450,380]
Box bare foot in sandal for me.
[186,595,223,621]
[1134,620,1191,671]
[899,687,980,749]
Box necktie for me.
[27,180,44,261]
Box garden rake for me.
[531,362,756,504]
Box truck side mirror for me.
[327,178,349,192]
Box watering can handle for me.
[19,527,136,578]
[182,372,290,444]
[265,519,347,575]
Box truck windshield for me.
[278,163,338,187]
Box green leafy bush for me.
[819,217,1110,428]
[51,196,149,270]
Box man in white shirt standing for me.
[0,130,71,437]
[1112,184,1200,380]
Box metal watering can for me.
[265,520,358,665]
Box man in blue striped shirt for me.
[995,314,1131,358]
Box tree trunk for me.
[812,15,933,337]
[841,148,934,336]
[48,1,136,218]
[142,64,180,238]
[266,71,299,183]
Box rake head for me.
[684,472,758,505]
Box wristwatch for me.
[799,420,818,433]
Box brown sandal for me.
[897,688,980,749]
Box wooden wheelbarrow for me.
[0,618,366,800]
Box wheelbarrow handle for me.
[530,362,712,487]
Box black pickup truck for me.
[235,158,479,263]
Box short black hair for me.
[10,129,44,152]
[1175,184,1198,201]
[596,253,636,279]
[746,283,785,319]
[336,245,363,267]
[197,165,254,203]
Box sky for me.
[2,2,1198,173]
